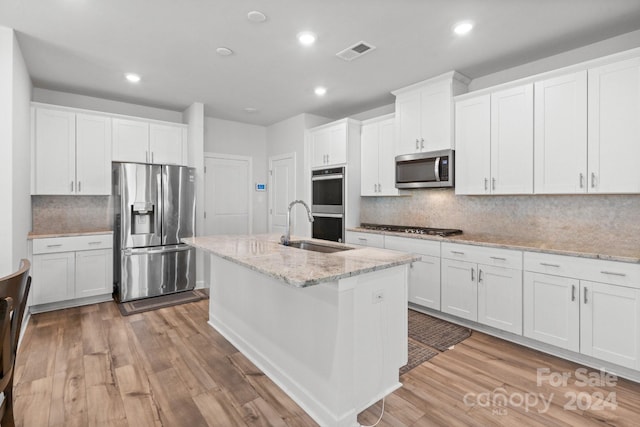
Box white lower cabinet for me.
[31,234,113,308]
[441,243,523,334]
[524,252,640,370]
[384,236,440,310]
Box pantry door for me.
[268,153,296,235]
[204,153,252,235]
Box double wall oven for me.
[311,167,344,242]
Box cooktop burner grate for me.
[360,223,463,237]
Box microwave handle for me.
[434,157,441,182]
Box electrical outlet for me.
[372,290,384,304]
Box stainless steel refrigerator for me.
[112,162,196,302]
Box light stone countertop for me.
[183,234,418,288]
[28,230,113,239]
[349,227,640,264]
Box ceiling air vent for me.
[336,41,376,61]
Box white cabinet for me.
[344,231,384,248]
[113,118,187,165]
[309,120,355,168]
[360,115,398,196]
[31,234,113,309]
[454,83,534,195]
[490,84,534,194]
[524,252,640,370]
[441,243,523,334]
[393,72,469,155]
[454,94,491,194]
[384,236,440,310]
[588,57,640,193]
[534,71,587,194]
[32,107,112,195]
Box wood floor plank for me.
[13,299,640,427]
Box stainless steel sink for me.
[284,240,353,253]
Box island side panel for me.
[207,254,407,427]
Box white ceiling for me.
[2,0,640,126]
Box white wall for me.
[33,88,183,123]
[204,117,268,233]
[0,27,33,276]
[469,29,640,91]
[266,113,330,237]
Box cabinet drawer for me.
[384,235,440,257]
[442,242,522,269]
[524,251,640,288]
[345,231,384,248]
[33,234,113,254]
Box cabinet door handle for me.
[152,152,154,163]
[571,284,576,302]
[471,268,475,282]
[584,287,588,304]
[478,269,483,283]
[540,262,560,268]
[415,139,420,149]
[420,138,424,149]
[70,181,74,192]
[492,177,496,191]
[600,270,626,277]
[451,251,465,255]
[47,244,63,248]
[377,183,381,192]
[490,256,507,261]
[579,173,584,188]
[484,178,488,191]
[591,172,596,188]
[78,181,81,192]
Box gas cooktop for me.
[360,223,463,237]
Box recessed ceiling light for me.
[453,20,474,36]
[125,73,141,83]
[247,10,267,23]
[297,31,317,46]
[244,107,259,113]
[314,86,327,96]
[216,47,234,56]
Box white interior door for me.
[269,153,296,234]
[204,154,252,235]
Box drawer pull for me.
[88,241,103,245]
[451,251,465,255]
[540,262,560,268]
[357,237,368,241]
[600,271,626,277]
[490,256,507,261]
[47,244,63,248]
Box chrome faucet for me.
[281,200,314,245]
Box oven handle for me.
[312,174,344,181]
[434,157,441,182]
[311,213,344,218]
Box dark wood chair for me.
[0,259,32,427]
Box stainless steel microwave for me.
[395,149,454,189]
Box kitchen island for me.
[183,234,417,427]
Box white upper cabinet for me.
[360,115,398,196]
[490,84,534,194]
[455,94,491,195]
[588,57,640,193]
[32,107,111,195]
[534,71,587,194]
[309,119,356,168]
[113,118,187,165]
[393,72,469,155]
[455,84,534,195]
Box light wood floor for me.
[13,300,640,426]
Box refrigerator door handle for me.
[124,245,192,255]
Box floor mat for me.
[117,289,209,316]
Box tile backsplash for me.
[32,196,112,234]
[360,189,640,248]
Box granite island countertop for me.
[183,234,418,288]
[348,227,640,264]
